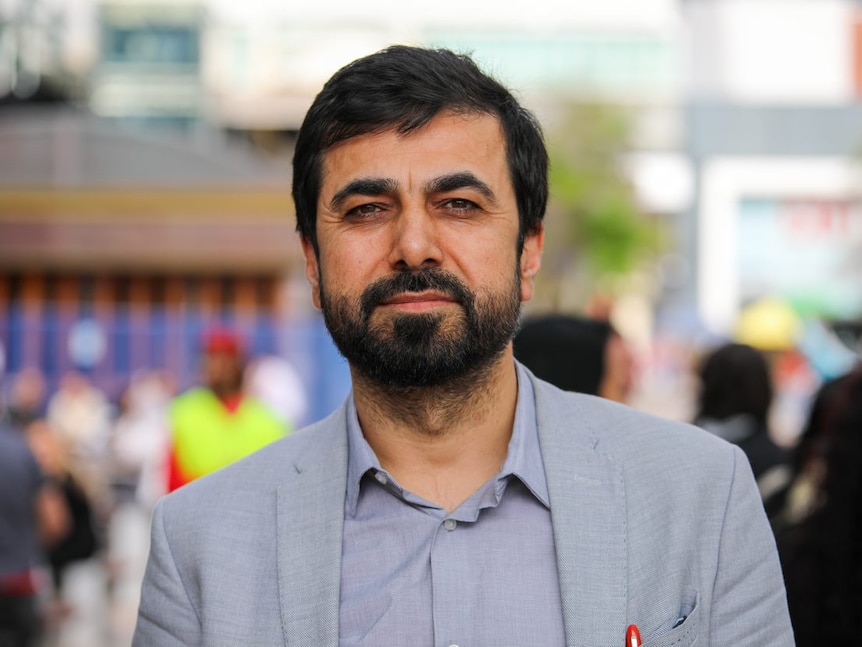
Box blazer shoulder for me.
[159,402,349,516]
[531,374,735,466]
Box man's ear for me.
[520,225,544,303]
[300,237,322,309]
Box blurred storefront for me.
[0,106,349,424]
[683,0,862,339]
[91,0,205,133]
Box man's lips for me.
[378,291,458,312]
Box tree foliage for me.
[538,102,665,308]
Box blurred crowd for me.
[0,328,300,647]
[515,310,861,647]
[1,311,860,645]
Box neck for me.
[351,351,519,512]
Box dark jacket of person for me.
[693,343,790,496]
[778,365,862,646]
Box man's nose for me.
[387,207,443,271]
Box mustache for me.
[360,268,472,316]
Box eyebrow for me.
[327,171,498,212]
[328,177,398,212]
[427,172,498,206]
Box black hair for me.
[695,343,773,427]
[513,314,613,396]
[780,365,862,645]
[292,45,548,253]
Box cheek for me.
[317,243,378,297]
[447,229,518,277]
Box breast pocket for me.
[641,592,700,647]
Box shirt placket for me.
[430,512,474,647]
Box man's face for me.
[302,111,543,387]
[202,351,242,394]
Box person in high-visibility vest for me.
[166,328,289,492]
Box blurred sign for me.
[781,200,854,241]
[737,197,862,318]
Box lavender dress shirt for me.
[339,365,566,646]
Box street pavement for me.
[42,503,151,647]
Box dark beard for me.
[320,267,522,388]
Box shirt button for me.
[443,519,457,531]
[374,472,388,485]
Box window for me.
[103,24,199,65]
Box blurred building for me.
[682,0,862,339]
[1,0,692,230]
[0,106,294,371]
[0,105,350,424]
[90,0,204,132]
[0,0,81,102]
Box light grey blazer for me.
[133,371,794,647]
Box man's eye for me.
[347,203,382,217]
[445,198,478,212]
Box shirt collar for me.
[345,361,549,517]
[503,361,550,507]
[345,394,381,516]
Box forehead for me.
[319,112,510,194]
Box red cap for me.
[201,327,244,356]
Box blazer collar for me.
[530,371,628,647]
[276,403,350,646]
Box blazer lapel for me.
[273,378,629,645]
[276,407,349,646]
[532,376,628,647]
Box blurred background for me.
[1,0,861,645]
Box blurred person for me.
[693,343,791,501]
[733,297,816,445]
[165,327,288,492]
[111,370,175,506]
[513,313,635,403]
[2,368,47,432]
[134,46,792,646]
[0,419,69,647]
[245,355,308,428]
[766,369,856,530]
[25,420,101,621]
[778,364,862,646]
[45,372,114,549]
[46,371,113,459]
[584,291,615,321]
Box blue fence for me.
[0,303,351,428]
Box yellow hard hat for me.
[734,298,801,351]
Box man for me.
[166,327,287,491]
[134,46,793,646]
[2,367,47,432]
[0,420,69,646]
